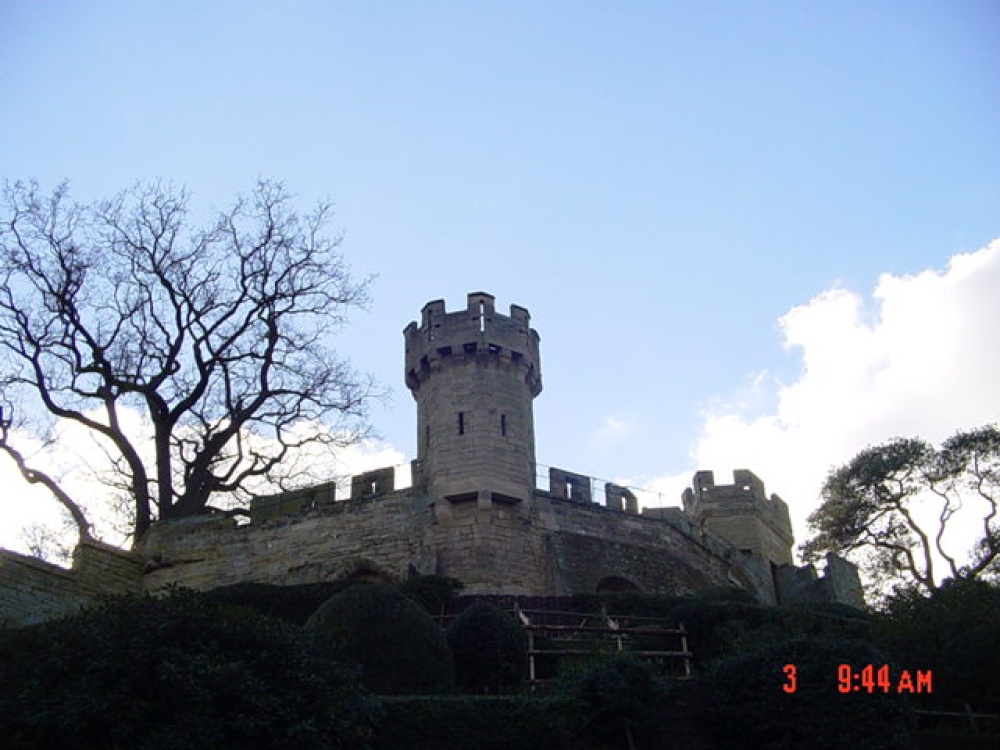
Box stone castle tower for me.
[682,469,794,566]
[1,291,865,628]
[404,292,542,512]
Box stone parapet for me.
[0,540,142,628]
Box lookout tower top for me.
[403,292,542,509]
[404,292,541,397]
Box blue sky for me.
[2,1,999,564]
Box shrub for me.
[306,583,455,695]
[398,575,464,619]
[872,578,1000,713]
[698,636,916,750]
[582,593,870,668]
[371,696,573,750]
[564,655,670,750]
[0,590,378,750]
[446,602,527,693]
[204,580,348,625]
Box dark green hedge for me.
[398,575,464,618]
[563,655,671,750]
[371,696,573,750]
[697,636,916,750]
[0,590,378,750]
[446,602,527,693]
[306,583,455,695]
[872,578,1000,714]
[204,580,348,625]
[571,592,870,668]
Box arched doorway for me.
[596,575,641,594]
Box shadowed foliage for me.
[446,601,527,693]
[803,425,1000,596]
[698,637,916,750]
[563,655,670,750]
[0,589,379,749]
[306,583,455,695]
[872,578,1000,714]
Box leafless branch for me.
[1,179,378,542]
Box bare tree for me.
[0,179,376,542]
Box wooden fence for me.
[508,602,693,684]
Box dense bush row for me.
[2,580,995,748]
[871,578,1000,714]
[0,590,379,750]
[571,589,871,668]
[446,601,528,693]
[697,637,916,749]
[371,696,573,750]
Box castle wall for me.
[0,541,142,627]
[0,291,864,621]
[137,481,773,601]
[2,476,850,621]
[141,489,436,591]
[429,500,553,595]
[541,493,772,599]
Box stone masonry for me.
[1,292,864,626]
[138,293,861,606]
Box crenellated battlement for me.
[682,469,794,566]
[404,292,541,397]
[686,470,793,529]
[0,289,866,618]
[249,463,416,522]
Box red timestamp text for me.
[781,664,933,694]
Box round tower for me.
[404,292,542,511]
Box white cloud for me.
[645,239,1000,564]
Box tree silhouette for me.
[802,425,1000,596]
[0,179,375,542]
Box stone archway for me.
[331,558,395,586]
[596,575,641,594]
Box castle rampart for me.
[0,291,864,625]
[137,472,776,600]
[0,541,142,628]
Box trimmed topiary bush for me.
[698,636,916,749]
[565,655,670,750]
[0,589,378,750]
[446,602,527,693]
[399,575,464,619]
[204,580,349,625]
[306,583,455,695]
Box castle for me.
[0,292,863,627]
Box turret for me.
[404,292,541,510]
[682,469,794,565]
